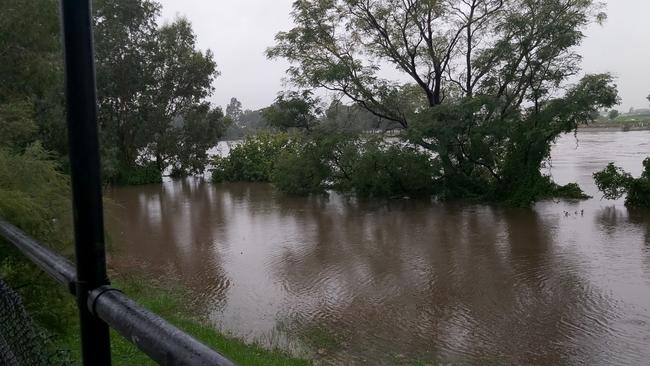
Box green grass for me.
[54,275,310,366]
[616,113,650,123]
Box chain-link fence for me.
[0,279,70,366]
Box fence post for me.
[60,1,112,365]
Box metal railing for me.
[0,1,238,365]
[0,219,236,366]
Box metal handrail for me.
[0,219,237,366]
[0,1,239,363]
[0,219,76,295]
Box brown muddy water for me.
[105,131,650,366]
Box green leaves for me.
[0,0,66,156]
[212,131,438,198]
[211,133,296,183]
[594,159,650,208]
[262,91,323,131]
[0,100,37,149]
[0,0,62,101]
[93,0,222,180]
[169,104,230,177]
[594,163,633,200]
[0,144,71,248]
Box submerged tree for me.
[268,0,618,204]
[594,159,650,208]
[263,90,323,131]
[94,0,224,182]
[141,17,220,173]
[166,103,230,177]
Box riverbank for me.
[580,120,650,132]
[579,125,650,132]
[53,274,310,366]
[0,256,309,366]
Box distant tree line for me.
[222,93,402,139]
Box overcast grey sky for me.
[158,0,650,112]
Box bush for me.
[271,143,331,195]
[593,163,632,200]
[0,143,76,335]
[594,158,650,207]
[113,162,162,186]
[552,182,591,199]
[626,177,650,207]
[211,131,440,198]
[336,140,438,198]
[269,131,351,195]
[0,143,71,246]
[211,133,294,183]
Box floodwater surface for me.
[106,131,650,365]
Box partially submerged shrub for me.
[211,133,294,183]
[594,163,633,199]
[552,182,591,200]
[336,140,438,198]
[270,131,359,195]
[210,131,594,204]
[594,158,650,207]
[489,173,589,207]
[113,161,162,186]
[214,131,439,198]
[271,142,331,195]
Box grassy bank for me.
[0,144,308,365]
[0,245,309,366]
[585,113,650,131]
[53,274,310,366]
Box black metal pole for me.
[60,1,112,365]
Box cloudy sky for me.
[158,0,650,112]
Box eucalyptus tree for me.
[93,0,161,177]
[268,0,619,203]
[167,103,230,176]
[94,0,222,180]
[140,17,219,173]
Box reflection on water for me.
[106,131,650,365]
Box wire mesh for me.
[0,279,70,366]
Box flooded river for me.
[106,131,650,365]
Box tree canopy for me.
[263,91,323,131]
[594,159,650,207]
[268,0,618,204]
[0,0,65,154]
[94,0,227,182]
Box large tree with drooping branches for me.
[268,0,619,204]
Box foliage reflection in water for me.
[106,131,650,365]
